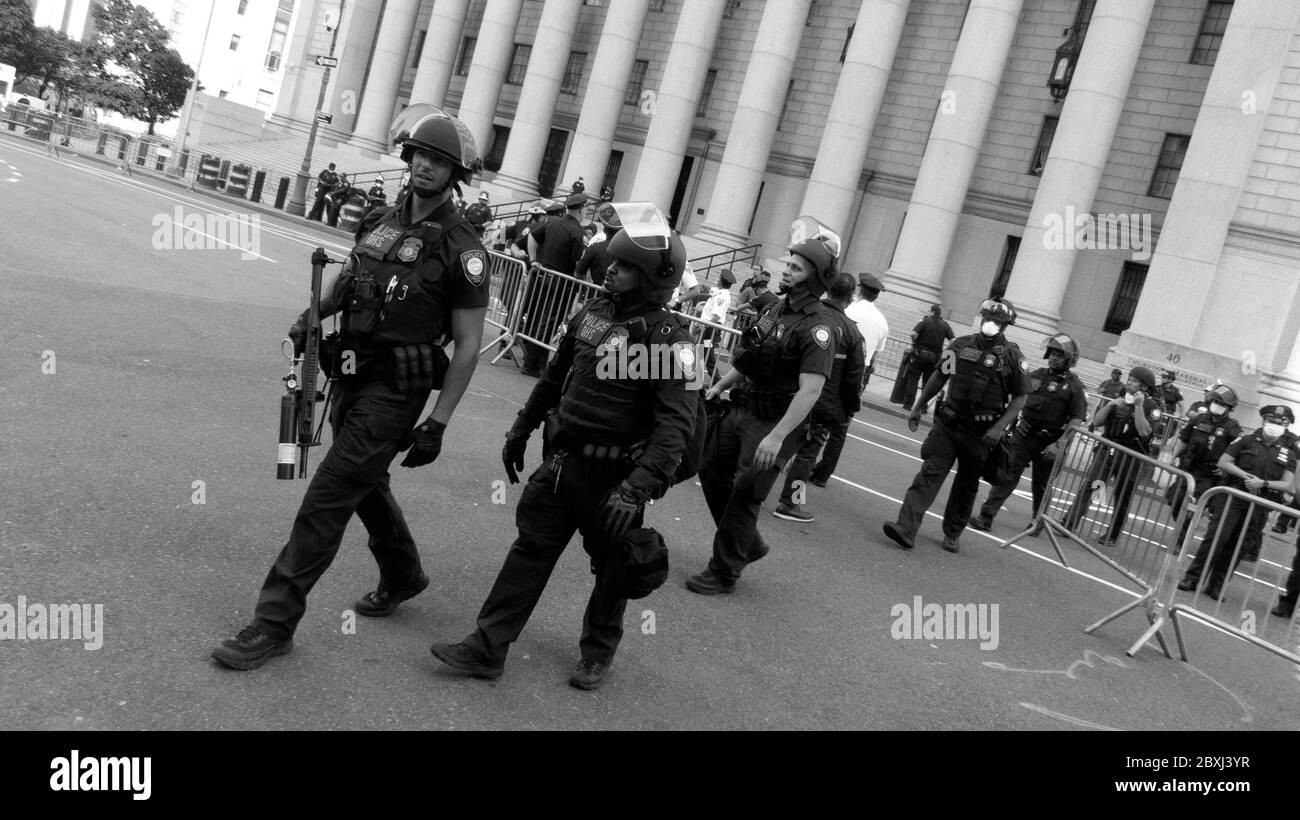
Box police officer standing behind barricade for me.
[686,218,841,595]
[430,203,696,690]
[969,334,1087,533]
[521,193,588,376]
[575,203,619,283]
[1060,366,1162,545]
[1179,405,1298,600]
[308,162,339,222]
[1166,384,1241,544]
[881,299,1028,553]
[212,108,490,670]
[893,304,954,412]
[772,272,864,523]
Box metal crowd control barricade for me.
[497,265,604,362]
[479,251,529,358]
[1002,425,1196,659]
[1147,485,1300,665]
[671,311,742,385]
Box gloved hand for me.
[288,309,310,355]
[503,432,528,484]
[982,425,1007,448]
[400,418,446,468]
[601,481,649,540]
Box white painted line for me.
[1019,702,1122,731]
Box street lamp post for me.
[286,0,346,217]
[169,0,217,178]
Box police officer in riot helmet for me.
[686,218,841,595]
[1167,383,1242,543]
[882,298,1029,553]
[213,106,491,670]
[430,203,697,690]
[969,333,1087,533]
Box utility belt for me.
[1017,419,1064,439]
[731,388,793,421]
[333,341,449,393]
[936,403,999,431]
[542,413,641,483]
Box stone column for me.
[410,0,472,108]
[1003,0,1158,335]
[559,0,652,196]
[321,0,383,135]
[629,0,728,210]
[493,0,586,197]
[694,0,813,247]
[457,0,527,161]
[884,0,1025,314]
[349,0,423,152]
[799,0,911,234]
[268,0,320,129]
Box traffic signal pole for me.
[286,0,346,217]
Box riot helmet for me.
[781,216,841,296]
[605,202,687,290]
[390,105,481,195]
[1042,334,1078,367]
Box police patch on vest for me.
[673,342,696,380]
[604,326,629,349]
[983,355,996,368]
[359,223,403,256]
[812,325,831,349]
[461,250,487,286]
[398,237,423,262]
[1047,382,1058,392]
[577,312,615,345]
[775,324,786,341]
[1020,359,1030,372]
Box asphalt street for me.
[2,133,1298,732]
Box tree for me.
[92,0,168,73]
[0,0,35,69]
[133,48,193,134]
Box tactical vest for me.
[1021,369,1077,431]
[1182,412,1240,472]
[734,301,816,397]
[1102,403,1155,452]
[557,299,691,445]
[1228,431,1298,495]
[943,337,1018,418]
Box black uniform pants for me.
[464,455,637,665]
[1169,470,1219,546]
[307,189,328,221]
[978,428,1059,522]
[699,406,806,581]
[1060,445,1144,540]
[811,419,851,484]
[898,351,938,410]
[894,414,991,540]
[1183,497,1268,593]
[1278,534,1300,614]
[779,419,833,507]
[252,383,427,641]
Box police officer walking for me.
[1166,383,1242,544]
[881,298,1028,553]
[686,218,841,594]
[1179,405,1297,599]
[968,334,1087,532]
[893,303,954,412]
[212,108,491,670]
[429,203,696,690]
[521,193,589,376]
[1060,366,1162,545]
[773,272,865,522]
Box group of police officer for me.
[212,106,1300,691]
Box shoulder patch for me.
[811,325,831,350]
[1020,359,1030,372]
[460,250,487,287]
[673,341,697,381]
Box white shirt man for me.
[845,272,889,369]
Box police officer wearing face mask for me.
[881,298,1029,554]
[1060,366,1162,545]
[686,221,841,594]
[430,203,697,691]
[1167,384,1242,543]
[969,334,1087,532]
[1179,405,1297,600]
[212,108,491,670]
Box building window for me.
[840,24,855,64]
[1148,133,1191,198]
[1072,0,1097,40]
[562,52,587,94]
[1191,1,1233,65]
[507,44,531,86]
[412,31,426,68]
[625,59,648,105]
[724,0,741,20]
[649,0,666,10]
[255,89,274,110]
[171,9,184,26]
[265,2,292,73]
[1104,262,1148,334]
[229,34,241,51]
[238,0,248,14]
[1029,116,1058,175]
[484,126,509,172]
[583,0,603,5]
[218,90,228,99]
[697,69,717,116]
[538,129,568,196]
[990,236,1021,299]
[603,150,624,195]
[456,37,476,76]
[265,51,282,72]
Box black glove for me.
[600,481,649,541]
[503,432,528,484]
[399,418,446,468]
[288,309,310,355]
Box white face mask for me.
[1262,423,1286,439]
[1123,393,1136,405]
[980,321,1001,337]
[1209,402,1228,416]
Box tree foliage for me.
[0,0,36,70]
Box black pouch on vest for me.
[390,343,449,392]
[345,270,381,336]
